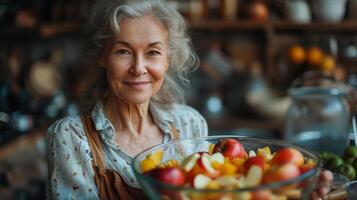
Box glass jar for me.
[285,86,350,155]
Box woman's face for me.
[101,15,169,105]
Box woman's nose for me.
[129,54,147,76]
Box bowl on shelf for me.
[132,135,321,200]
[311,0,347,22]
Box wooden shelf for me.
[273,21,357,32]
[189,20,357,32]
[0,21,82,39]
[190,19,265,31]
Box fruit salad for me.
[139,138,317,200]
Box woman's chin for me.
[120,96,151,106]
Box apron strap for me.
[81,115,106,169]
[170,123,180,140]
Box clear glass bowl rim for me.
[132,135,322,192]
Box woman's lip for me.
[124,81,150,88]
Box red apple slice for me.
[198,153,216,173]
[180,153,200,172]
[245,165,263,187]
[197,153,220,178]
[193,174,212,189]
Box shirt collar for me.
[90,102,112,131]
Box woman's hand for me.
[309,170,334,200]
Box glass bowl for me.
[132,135,321,200]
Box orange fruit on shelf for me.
[306,46,324,67]
[320,55,336,72]
[288,44,306,64]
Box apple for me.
[212,138,247,159]
[186,164,203,183]
[197,153,220,178]
[244,156,265,171]
[263,163,301,184]
[144,167,186,186]
[180,153,200,172]
[193,174,212,189]
[271,148,304,166]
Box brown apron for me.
[81,115,180,200]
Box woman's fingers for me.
[320,170,333,182]
[318,185,331,196]
[309,191,320,200]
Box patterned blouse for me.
[47,101,208,200]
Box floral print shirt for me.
[47,101,208,200]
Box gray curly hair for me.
[82,0,198,112]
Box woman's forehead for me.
[113,15,168,45]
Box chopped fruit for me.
[197,153,221,178]
[251,190,272,200]
[193,174,212,189]
[231,157,246,167]
[215,175,241,188]
[158,159,179,168]
[209,143,215,154]
[257,147,273,162]
[206,180,220,189]
[141,139,317,200]
[144,167,186,186]
[210,152,225,165]
[140,149,164,172]
[180,153,200,171]
[245,165,263,187]
[271,148,304,166]
[211,161,223,170]
[141,157,156,172]
[263,163,301,184]
[220,158,238,175]
[244,156,265,171]
[212,138,247,159]
[186,164,203,183]
[249,150,257,157]
[299,158,316,174]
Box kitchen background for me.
[0,0,357,199]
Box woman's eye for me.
[148,50,161,56]
[115,49,131,55]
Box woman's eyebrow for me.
[113,40,130,46]
[112,41,163,47]
[148,42,163,47]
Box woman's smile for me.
[124,81,151,89]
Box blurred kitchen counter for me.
[0,129,47,200]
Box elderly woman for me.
[47,0,332,199]
[47,0,206,199]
